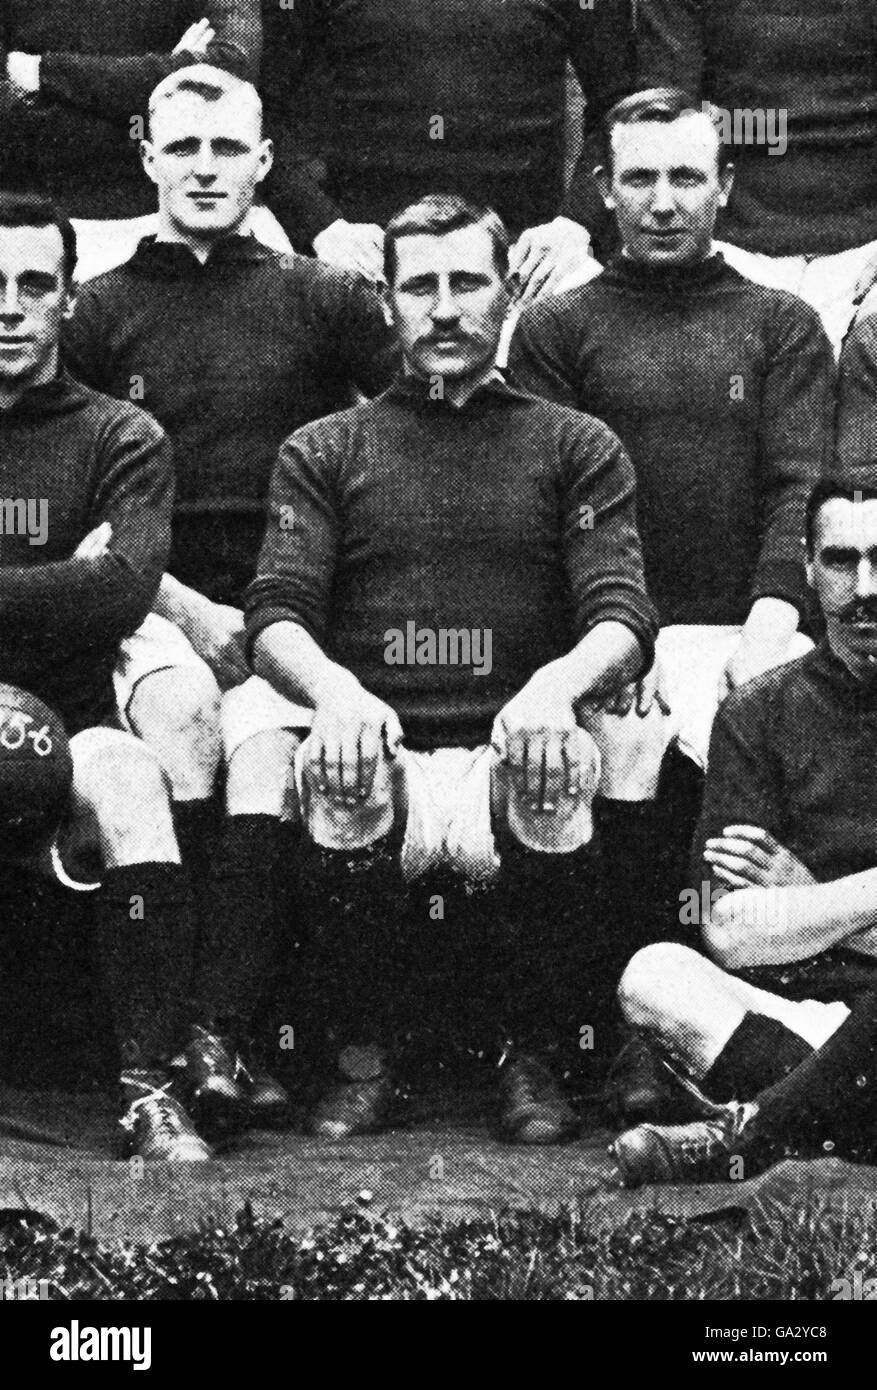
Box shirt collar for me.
[128,232,274,276]
[386,367,529,410]
[808,637,877,713]
[0,368,88,422]
[606,249,728,293]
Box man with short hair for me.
[636,0,877,355]
[0,190,219,1160]
[0,1,278,281]
[511,89,833,771]
[246,192,661,1142]
[611,478,877,1187]
[63,66,393,1119]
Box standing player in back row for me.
[511,90,834,773]
[635,0,877,355]
[63,65,394,1112]
[260,0,634,297]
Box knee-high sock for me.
[595,742,704,954]
[192,814,295,1038]
[702,1013,813,1103]
[489,828,613,1072]
[295,832,407,1055]
[173,796,221,895]
[749,990,877,1155]
[93,862,198,1069]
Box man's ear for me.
[62,285,77,321]
[718,162,735,208]
[257,138,274,183]
[594,165,614,210]
[140,139,158,186]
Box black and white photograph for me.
[0,0,875,1342]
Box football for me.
[0,684,72,860]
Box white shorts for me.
[294,738,597,886]
[656,624,813,770]
[72,205,294,283]
[115,613,311,764]
[727,971,850,1052]
[716,237,877,359]
[399,745,500,884]
[46,726,170,892]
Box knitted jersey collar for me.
[386,368,529,411]
[126,232,275,278]
[807,637,877,714]
[601,250,730,295]
[0,368,90,422]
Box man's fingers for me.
[337,727,362,804]
[356,724,381,799]
[538,731,567,809]
[703,849,765,881]
[721,824,777,848]
[711,865,754,890]
[512,240,545,290]
[382,710,404,759]
[708,833,771,860]
[174,19,211,52]
[612,685,636,717]
[75,521,112,558]
[502,729,527,783]
[561,733,584,798]
[706,837,771,869]
[522,731,548,801]
[506,233,532,279]
[490,717,508,761]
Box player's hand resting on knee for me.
[307,679,403,804]
[492,679,590,812]
[704,825,816,889]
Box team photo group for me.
[1,0,877,1203]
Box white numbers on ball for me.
[0,712,53,756]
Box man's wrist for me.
[313,665,362,710]
[525,660,580,708]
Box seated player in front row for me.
[609,477,877,1185]
[0,192,288,1164]
[244,192,677,1144]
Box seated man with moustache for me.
[610,478,877,1186]
[245,193,676,1143]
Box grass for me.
[0,1192,873,1300]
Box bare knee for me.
[71,729,177,865]
[617,941,705,1028]
[226,729,302,819]
[128,664,221,798]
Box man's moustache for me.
[839,603,877,624]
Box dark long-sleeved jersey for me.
[0,371,172,731]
